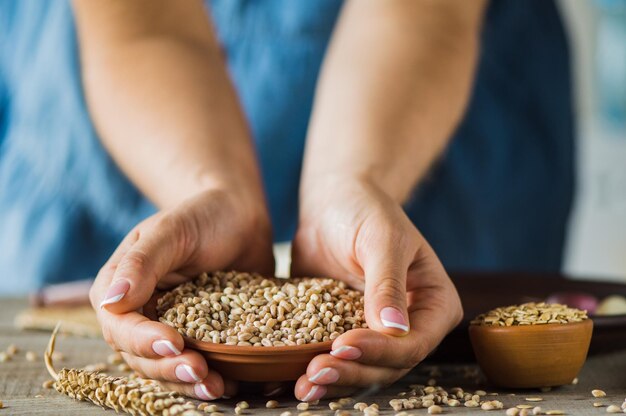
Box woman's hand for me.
[291,178,462,400]
[90,188,274,400]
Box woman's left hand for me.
[291,178,463,400]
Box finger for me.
[97,307,185,359]
[98,216,184,313]
[295,378,357,401]
[304,354,406,388]
[356,226,413,336]
[159,377,224,401]
[330,280,461,370]
[89,227,142,311]
[121,350,209,383]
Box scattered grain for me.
[237,401,249,409]
[297,402,309,411]
[593,390,607,398]
[117,363,131,372]
[482,402,496,411]
[506,408,520,416]
[525,397,543,402]
[6,344,18,356]
[266,400,279,409]
[594,403,605,408]
[428,404,442,414]
[107,352,124,365]
[42,379,55,389]
[280,412,292,416]
[533,406,542,415]
[465,400,479,408]
[545,411,565,415]
[0,352,10,363]
[204,404,218,413]
[354,402,368,411]
[606,405,621,413]
[328,402,342,410]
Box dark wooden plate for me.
[428,272,626,363]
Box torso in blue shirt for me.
[0,0,574,293]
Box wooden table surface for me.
[0,297,624,415]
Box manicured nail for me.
[380,307,409,332]
[264,386,283,397]
[302,384,327,402]
[152,340,181,357]
[99,280,130,308]
[308,367,340,384]
[176,364,201,382]
[194,383,216,400]
[330,345,362,360]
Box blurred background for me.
[559,0,626,282]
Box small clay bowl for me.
[143,294,331,382]
[469,319,593,388]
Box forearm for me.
[73,0,264,208]
[301,0,487,203]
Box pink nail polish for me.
[380,307,409,332]
[152,340,181,357]
[100,280,130,308]
[302,385,327,402]
[308,367,340,384]
[194,383,216,400]
[176,364,202,383]
[330,345,362,360]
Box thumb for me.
[360,241,412,336]
[98,217,185,313]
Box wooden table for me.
[0,298,624,415]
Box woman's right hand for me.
[89,187,274,400]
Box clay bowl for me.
[143,294,331,382]
[469,319,593,388]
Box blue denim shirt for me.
[0,0,574,294]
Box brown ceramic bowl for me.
[469,319,593,388]
[143,294,331,382]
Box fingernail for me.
[380,306,410,332]
[99,280,130,308]
[152,340,181,357]
[194,383,217,400]
[176,364,202,383]
[302,384,327,402]
[308,367,340,384]
[330,345,362,360]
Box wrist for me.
[299,173,396,218]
